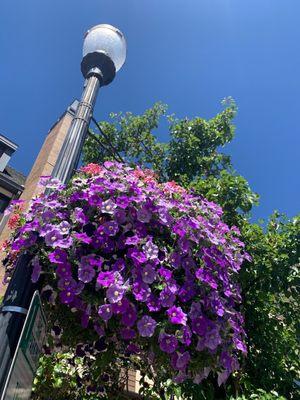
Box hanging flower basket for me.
[3,161,249,387]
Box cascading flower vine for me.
[2,161,250,386]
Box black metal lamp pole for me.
[0,24,126,397]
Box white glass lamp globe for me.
[83,24,126,72]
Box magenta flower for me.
[137,316,157,337]
[167,306,187,326]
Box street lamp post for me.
[0,24,126,398]
[53,24,126,184]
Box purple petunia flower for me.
[128,248,147,265]
[120,327,136,340]
[233,337,247,354]
[102,238,115,254]
[159,333,178,354]
[78,266,95,283]
[97,271,115,287]
[45,229,63,247]
[146,294,161,312]
[143,241,159,260]
[56,263,72,278]
[196,268,218,290]
[137,207,151,223]
[193,367,211,384]
[125,235,140,245]
[137,316,157,337]
[74,232,92,244]
[141,264,156,284]
[48,249,68,264]
[94,324,105,337]
[169,252,182,269]
[56,236,73,249]
[101,199,117,214]
[111,259,125,272]
[58,277,77,291]
[205,328,222,350]
[59,221,70,235]
[98,304,113,321]
[112,297,129,314]
[116,196,130,209]
[73,207,88,225]
[132,281,151,302]
[121,304,137,327]
[167,306,187,326]
[191,316,209,336]
[106,284,125,303]
[59,289,75,304]
[175,351,191,371]
[114,209,127,224]
[178,282,196,303]
[160,288,176,308]
[158,267,172,281]
[179,325,192,346]
[102,221,119,236]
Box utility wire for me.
[87,129,121,164]
[91,117,124,163]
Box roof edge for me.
[47,100,79,135]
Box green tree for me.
[82,101,299,399]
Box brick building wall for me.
[0,102,77,296]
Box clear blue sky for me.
[0,0,299,221]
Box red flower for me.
[81,163,103,175]
[8,213,21,230]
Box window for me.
[0,193,11,214]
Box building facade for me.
[0,134,26,234]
